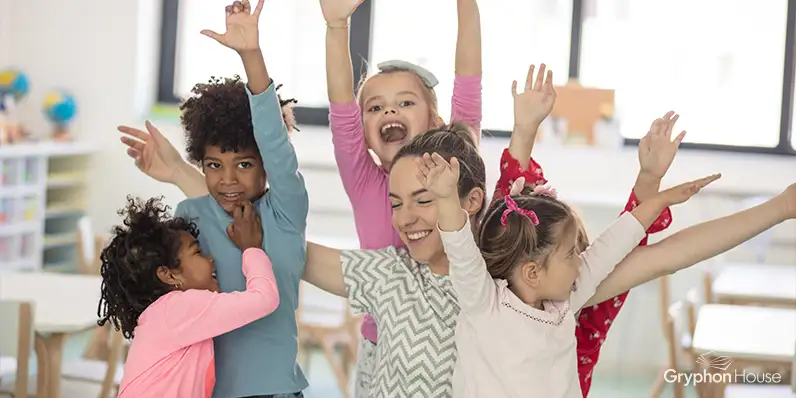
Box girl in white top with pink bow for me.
[414,151,721,398]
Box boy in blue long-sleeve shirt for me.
[174,1,308,397]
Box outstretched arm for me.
[455,0,481,77]
[204,1,308,230]
[321,0,361,104]
[304,242,400,317]
[450,0,483,140]
[303,242,347,297]
[584,190,793,308]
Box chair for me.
[0,301,34,398]
[76,216,104,275]
[651,298,695,398]
[60,328,125,398]
[297,282,359,398]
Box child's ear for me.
[434,115,445,128]
[463,187,485,217]
[156,266,181,288]
[521,261,543,287]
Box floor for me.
[9,330,700,398]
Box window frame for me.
[157,0,795,155]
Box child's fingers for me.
[226,224,235,239]
[233,203,244,220]
[200,29,223,43]
[694,173,722,189]
[225,5,233,17]
[544,70,554,93]
[120,136,145,151]
[415,157,431,178]
[650,118,664,136]
[125,147,141,160]
[118,125,150,141]
[511,80,518,97]
[241,0,251,13]
[242,201,254,221]
[524,64,535,92]
[533,63,546,91]
[253,0,265,17]
[450,157,461,177]
[674,130,687,147]
[431,152,448,168]
[664,113,678,138]
[232,1,243,13]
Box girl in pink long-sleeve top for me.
[319,0,483,395]
[97,197,279,398]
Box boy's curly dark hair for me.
[180,75,298,164]
[97,196,200,339]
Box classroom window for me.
[370,0,574,132]
[578,0,788,148]
[158,0,372,124]
[173,0,327,106]
[159,0,796,155]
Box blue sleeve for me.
[246,82,309,233]
[174,200,190,220]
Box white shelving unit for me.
[0,141,94,273]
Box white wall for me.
[3,0,795,376]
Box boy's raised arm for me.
[203,0,308,230]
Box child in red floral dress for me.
[492,64,681,396]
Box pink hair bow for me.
[500,196,540,226]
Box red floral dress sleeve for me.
[491,148,547,205]
[493,147,673,397]
[575,192,672,397]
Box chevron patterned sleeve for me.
[439,217,497,314]
[340,247,397,315]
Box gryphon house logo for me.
[696,352,733,371]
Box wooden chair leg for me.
[649,368,667,397]
[322,340,349,398]
[83,324,111,361]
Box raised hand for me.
[118,121,184,183]
[415,152,460,200]
[512,63,556,131]
[201,0,264,53]
[319,0,365,27]
[638,111,686,179]
[226,201,263,250]
[660,174,721,206]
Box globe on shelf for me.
[0,70,30,104]
[0,70,29,145]
[43,90,77,142]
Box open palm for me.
[662,174,721,205]
[201,0,264,52]
[638,111,686,179]
[319,0,365,25]
[513,63,556,128]
[118,121,183,183]
[416,153,460,199]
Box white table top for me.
[0,272,102,334]
[713,263,796,304]
[692,304,796,363]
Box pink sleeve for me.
[161,248,279,347]
[329,102,403,250]
[450,75,482,135]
